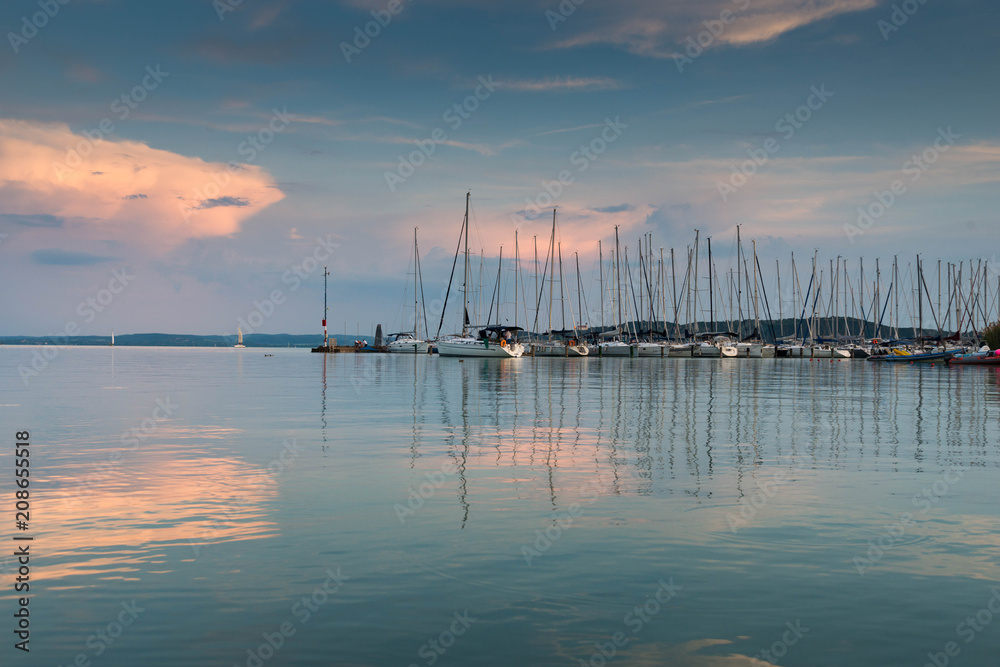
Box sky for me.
[1,0,998,337]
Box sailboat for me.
[109,330,115,347]
[531,210,588,357]
[234,328,245,348]
[597,228,634,357]
[388,228,431,354]
[436,193,524,358]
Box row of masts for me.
[396,206,998,344]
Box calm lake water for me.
[2,347,1000,666]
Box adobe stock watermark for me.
[726,464,803,532]
[716,84,833,202]
[384,75,498,192]
[229,235,339,338]
[520,480,606,566]
[545,0,585,31]
[64,398,179,506]
[52,600,145,665]
[341,0,408,63]
[234,567,350,667]
[921,588,1000,667]
[673,0,751,73]
[189,439,303,558]
[7,0,71,54]
[515,117,628,221]
[853,466,964,575]
[408,610,477,667]
[394,459,459,523]
[753,620,810,664]
[214,0,244,22]
[878,0,929,41]
[53,64,170,181]
[843,126,959,244]
[181,108,294,220]
[579,578,682,667]
[16,267,135,385]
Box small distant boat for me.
[110,330,115,347]
[234,328,246,348]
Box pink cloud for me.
[0,118,283,252]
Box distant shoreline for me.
[0,333,372,348]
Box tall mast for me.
[558,242,566,331]
[599,240,605,332]
[752,239,760,334]
[413,228,419,337]
[671,248,679,338]
[549,209,556,336]
[514,230,519,331]
[776,259,782,338]
[575,252,583,333]
[323,265,330,347]
[659,248,666,337]
[462,191,470,337]
[736,225,743,337]
[693,230,700,334]
[615,226,623,330]
[415,230,428,340]
[534,235,538,335]
[917,254,923,344]
[707,236,714,330]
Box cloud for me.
[548,0,879,58]
[250,2,290,30]
[67,63,102,83]
[195,196,252,210]
[500,76,623,92]
[0,213,65,227]
[368,133,524,156]
[530,123,606,137]
[0,118,284,252]
[592,204,636,214]
[31,249,118,266]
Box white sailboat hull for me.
[694,343,721,357]
[597,342,633,356]
[635,342,663,357]
[437,337,524,358]
[387,339,431,354]
[532,342,589,357]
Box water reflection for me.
[39,429,281,585]
[392,358,1000,526]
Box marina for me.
[313,196,1000,365]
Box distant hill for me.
[0,316,978,347]
[0,333,373,347]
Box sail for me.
[374,324,383,347]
